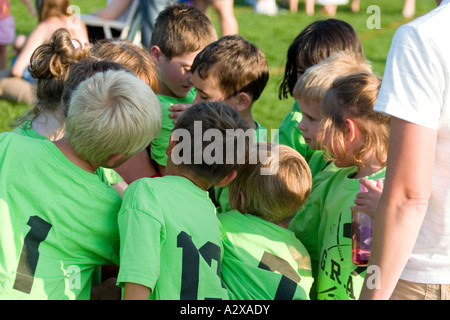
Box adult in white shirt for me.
[360,0,450,300]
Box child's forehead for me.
[193,71,221,89]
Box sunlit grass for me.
[0,0,437,132]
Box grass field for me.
[0,0,437,132]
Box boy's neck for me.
[157,83,177,98]
[53,138,99,174]
[166,166,210,191]
[240,109,257,130]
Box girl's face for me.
[296,58,307,80]
[297,100,322,150]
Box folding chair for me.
[81,0,142,45]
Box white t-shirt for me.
[374,0,450,284]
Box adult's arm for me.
[359,117,437,299]
[92,0,134,20]
[11,23,48,77]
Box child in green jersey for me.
[189,34,270,213]
[292,51,372,178]
[149,3,218,176]
[220,142,315,300]
[288,53,372,291]
[90,38,160,184]
[117,101,250,300]
[277,19,364,170]
[312,72,390,300]
[0,70,162,300]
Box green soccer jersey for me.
[12,121,47,140]
[314,166,386,300]
[0,133,122,300]
[277,101,315,162]
[117,175,229,300]
[215,120,267,214]
[151,89,196,167]
[12,121,123,186]
[219,210,314,300]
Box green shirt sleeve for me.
[151,89,196,167]
[277,101,315,161]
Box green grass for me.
[0,0,437,132]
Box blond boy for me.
[219,142,315,300]
[0,70,162,299]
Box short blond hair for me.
[293,51,372,106]
[65,70,162,164]
[229,143,312,223]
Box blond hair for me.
[191,35,269,102]
[65,70,162,164]
[150,3,217,59]
[229,143,312,223]
[293,51,372,106]
[91,39,158,93]
[317,71,390,167]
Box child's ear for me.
[234,92,252,113]
[345,118,359,143]
[216,170,238,187]
[166,134,177,157]
[150,45,162,65]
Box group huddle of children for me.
[0,3,390,300]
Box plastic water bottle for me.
[351,182,374,266]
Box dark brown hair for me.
[278,19,364,100]
[171,101,251,186]
[14,28,89,126]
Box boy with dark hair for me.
[117,101,250,300]
[190,34,270,213]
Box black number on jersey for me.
[177,231,223,300]
[258,251,301,300]
[13,216,52,294]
